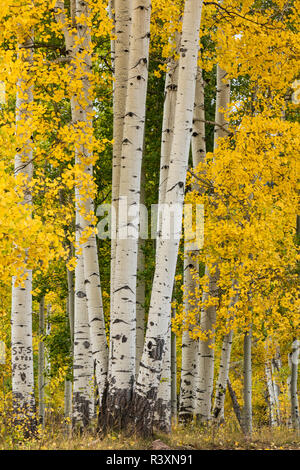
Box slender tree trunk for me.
[132,0,204,437]
[227,378,244,432]
[195,264,218,423]
[153,323,172,433]
[271,347,281,425]
[179,250,199,422]
[110,0,131,316]
[136,166,146,376]
[38,297,46,427]
[195,65,230,423]
[72,224,94,429]
[180,66,206,422]
[11,38,36,433]
[171,306,177,422]
[213,288,238,422]
[100,0,151,432]
[64,265,74,422]
[290,339,300,430]
[243,326,252,436]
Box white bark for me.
[133,0,204,436]
[171,307,177,421]
[195,65,230,423]
[290,340,300,430]
[213,288,238,422]
[38,297,46,426]
[136,167,146,376]
[11,38,35,431]
[55,0,108,405]
[195,264,218,422]
[110,0,131,316]
[101,0,151,430]
[153,322,172,433]
[265,357,278,427]
[73,221,94,428]
[243,327,252,436]
[179,250,199,421]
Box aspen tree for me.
[290,339,300,430]
[38,297,46,426]
[110,0,132,315]
[100,0,151,431]
[179,251,199,422]
[243,326,252,436]
[180,66,206,421]
[133,0,204,437]
[153,29,181,431]
[11,37,36,432]
[196,65,230,423]
[72,231,94,428]
[55,0,108,407]
[213,285,238,422]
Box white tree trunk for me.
[195,65,230,423]
[171,306,177,421]
[179,66,206,422]
[110,0,132,316]
[133,0,203,436]
[101,0,151,431]
[73,220,94,428]
[213,288,238,422]
[11,38,36,432]
[265,357,278,427]
[54,0,108,406]
[179,250,199,422]
[290,339,300,430]
[38,297,46,426]
[153,322,172,433]
[136,167,146,376]
[243,327,252,436]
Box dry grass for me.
[1,417,299,450]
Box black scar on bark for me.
[153,397,171,434]
[148,338,165,361]
[73,392,91,432]
[97,376,134,435]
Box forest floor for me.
[1,420,299,450]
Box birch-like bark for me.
[136,166,146,376]
[38,297,46,426]
[171,306,177,421]
[265,358,278,427]
[110,0,131,315]
[11,38,36,432]
[213,288,238,422]
[243,327,252,436]
[271,347,281,425]
[290,339,300,430]
[180,66,206,422]
[179,250,199,422]
[72,221,94,429]
[133,0,204,437]
[157,31,180,211]
[100,0,151,432]
[74,0,108,405]
[227,378,244,432]
[153,323,171,433]
[55,0,108,405]
[214,65,230,149]
[195,264,218,423]
[152,30,181,429]
[64,265,74,421]
[195,65,230,423]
